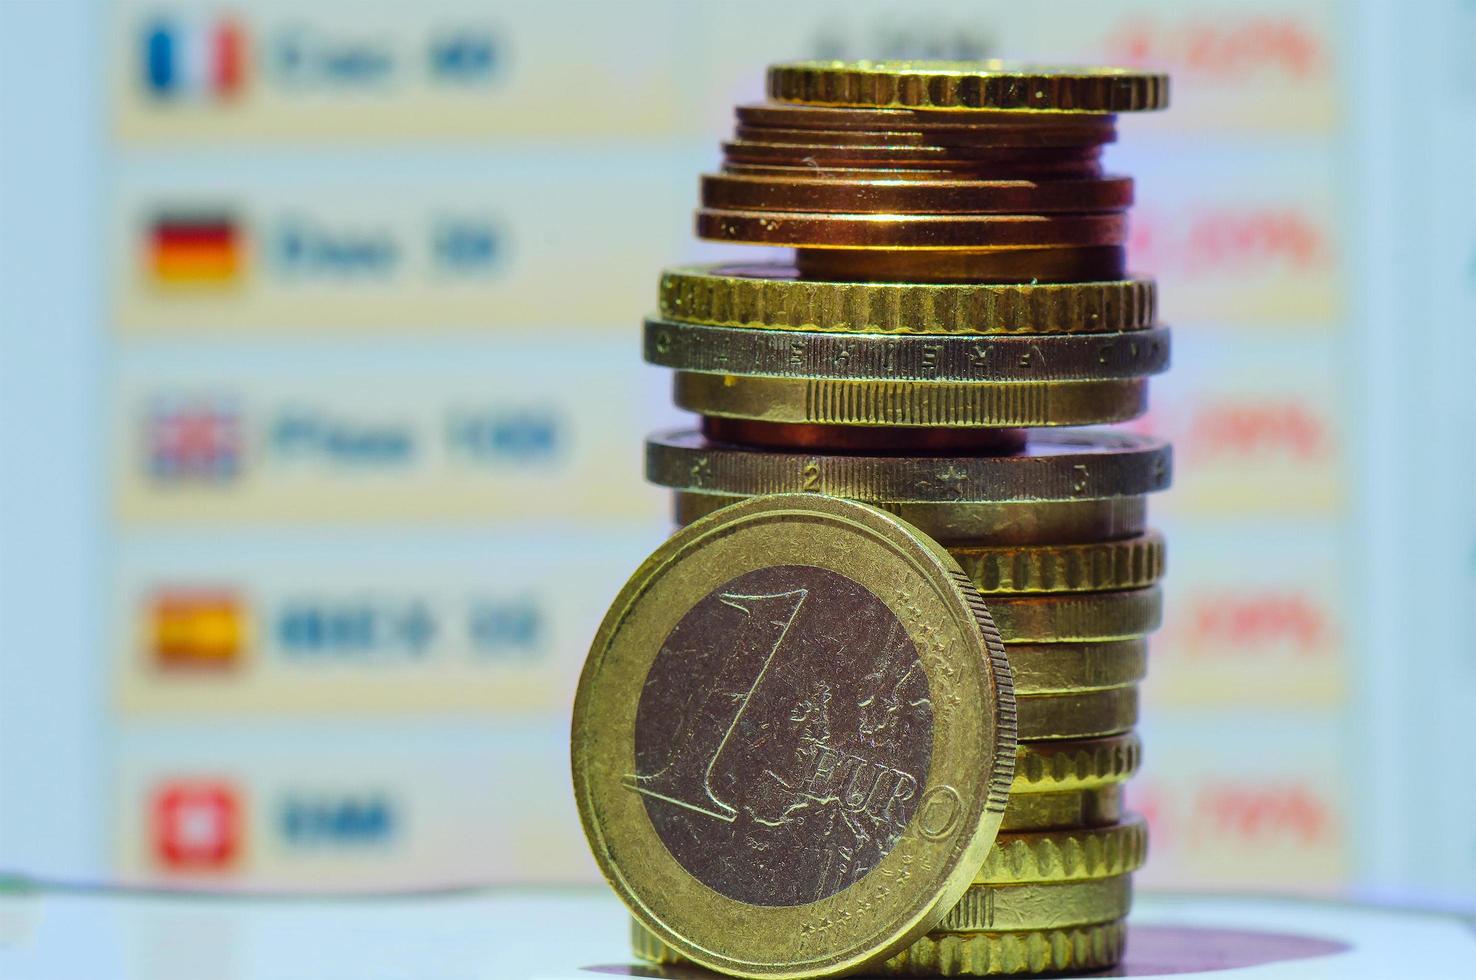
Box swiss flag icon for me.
[152,780,242,870]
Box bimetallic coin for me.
[768,60,1170,113]
[938,875,1132,931]
[675,492,1151,546]
[647,428,1172,503]
[634,919,1131,977]
[657,264,1156,336]
[700,173,1133,215]
[697,209,1128,250]
[952,534,1164,594]
[1016,688,1139,740]
[674,373,1149,427]
[1012,735,1142,794]
[572,494,1016,979]
[1001,786,1124,832]
[987,587,1163,642]
[645,319,1170,382]
[977,816,1148,884]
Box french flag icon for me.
[143,16,246,99]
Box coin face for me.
[572,494,1016,979]
[631,563,934,907]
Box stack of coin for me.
[578,61,1171,977]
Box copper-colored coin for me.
[674,493,1151,547]
[735,103,1119,146]
[722,139,1104,177]
[731,126,1098,150]
[697,208,1127,250]
[701,174,1133,215]
[700,419,1029,455]
[794,245,1127,283]
[646,319,1169,382]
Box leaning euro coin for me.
[571,493,1018,979]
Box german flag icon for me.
[148,212,243,287]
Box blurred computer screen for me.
[0,0,1471,909]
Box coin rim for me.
[980,814,1149,883]
[951,533,1166,594]
[767,60,1170,113]
[644,318,1171,382]
[699,173,1134,215]
[657,263,1157,335]
[937,874,1133,931]
[571,493,1017,979]
[697,208,1128,249]
[646,427,1173,502]
[673,372,1149,428]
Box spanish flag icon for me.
[151,590,246,670]
[148,212,243,287]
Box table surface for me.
[0,884,1471,979]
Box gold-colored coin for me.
[658,264,1156,336]
[1016,688,1138,740]
[1012,734,1142,794]
[977,816,1148,884]
[768,60,1169,113]
[939,875,1132,931]
[1001,785,1124,832]
[674,373,1148,427]
[675,492,1150,546]
[988,587,1162,642]
[953,533,1164,594]
[646,319,1170,383]
[634,919,1129,977]
[1006,640,1148,694]
[572,494,1015,979]
[883,920,1128,976]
